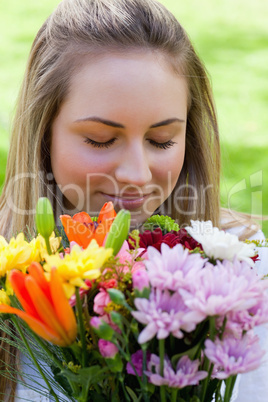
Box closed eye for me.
[84,137,116,148]
[148,139,176,150]
[84,137,176,150]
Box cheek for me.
[152,148,185,190]
[51,142,115,186]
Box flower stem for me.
[224,375,237,402]
[209,316,216,341]
[45,237,52,255]
[142,348,150,402]
[214,380,222,402]
[224,377,232,402]
[75,287,87,367]
[159,339,165,376]
[171,388,178,402]
[200,357,213,402]
[159,339,166,402]
[12,318,60,402]
[118,373,131,402]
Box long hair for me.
[0,0,220,240]
[0,3,220,397]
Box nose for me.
[114,143,152,187]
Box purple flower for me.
[145,354,207,388]
[204,333,263,379]
[126,350,151,376]
[180,259,266,319]
[132,289,203,344]
[132,270,150,291]
[145,243,205,291]
[98,339,118,359]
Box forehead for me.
[60,50,188,123]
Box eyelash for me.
[148,139,175,150]
[84,138,116,148]
[84,138,175,150]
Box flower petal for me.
[60,215,94,248]
[50,268,77,343]
[25,276,70,345]
[97,202,116,223]
[0,304,63,345]
[9,270,40,319]
[73,211,93,224]
[28,262,52,303]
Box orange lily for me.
[0,262,77,347]
[60,202,116,248]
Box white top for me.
[13,229,268,402]
[231,230,268,402]
[12,353,69,402]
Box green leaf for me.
[105,354,123,373]
[50,365,73,396]
[93,321,115,341]
[125,386,140,402]
[60,365,109,389]
[110,311,123,328]
[107,288,126,305]
[171,342,201,367]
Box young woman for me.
[0,0,266,400]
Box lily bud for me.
[105,209,131,255]
[35,197,55,239]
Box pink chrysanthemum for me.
[180,259,267,319]
[224,292,268,336]
[204,333,263,379]
[132,289,203,344]
[145,354,207,388]
[145,243,205,291]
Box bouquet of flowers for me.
[0,198,268,402]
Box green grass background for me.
[0,0,267,236]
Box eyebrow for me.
[74,116,185,128]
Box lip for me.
[101,192,152,210]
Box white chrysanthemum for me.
[185,220,256,266]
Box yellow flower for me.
[0,236,8,250]
[44,239,113,299]
[0,288,10,305]
[0,233,37,278]
[29,232,61,260]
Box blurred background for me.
[0,0,267,236]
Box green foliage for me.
[143,215,179,233]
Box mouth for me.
[100,192,152,210]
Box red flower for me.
[129,227,201,252]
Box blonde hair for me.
[0,322,17,402]
[0,0,220,240]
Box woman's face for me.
[50,51,188,225]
